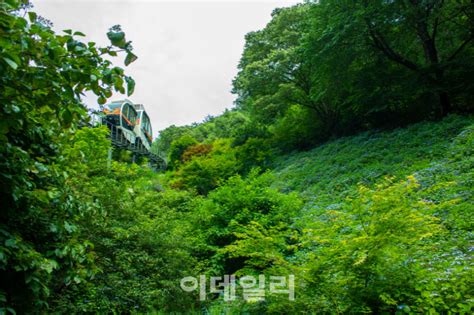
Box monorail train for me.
[100,99,153,153]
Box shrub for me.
[171,139,240,195]
[192,170,303,275]
[167,134,197,170]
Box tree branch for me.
[431,0,445,43]
[368,27,419,71]
[448,35,474,61]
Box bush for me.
[167,134,197,170]
[182,143,213,163]
[300,176,444,312]
[170,139,240,195]
[270,105,325,151]
[192,170,303,275]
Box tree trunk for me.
[413,10,452,116]
[438,90,451,117]
[433,68,452,117]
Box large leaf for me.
[3,57,17,69]
[98,96,107,105]
[60,108,73,125]
[124,52,138,66]
[107,30,126,48]
[125,76,135,96]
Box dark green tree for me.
[312,0,474,117]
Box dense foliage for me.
[0,0,137,312]
[1,0,473,314]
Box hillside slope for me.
[200,115,473,313]
[245,115,473,312]
[272,115,473,210]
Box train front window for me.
[123,105,128,118]
[129,107,137,123]
[120,104,136,129]
[142,114,152,135]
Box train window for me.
[121,104,134,128]
[123,105,128,118]
[146,120,151,135]
[129,107,137,123]
[142,113,151,133]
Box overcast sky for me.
[32,0,301,135]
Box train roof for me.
[133,104,145,111]
[104,100,147,111]
[104,99,135,109]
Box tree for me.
[171,139,240,194]
[232,5,315,126]
[167,134,197,170]
[0,1,136,312]
[315,0,474,117]
[151,124,193,158]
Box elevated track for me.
[101,120,166,171]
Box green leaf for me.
[0,121,8,135]
[98,96,106,105]
[126,76,135,96]
[14,17,27,29]
[124,52,138,66]
[28,12,37,23]
[74,45,85,52]
[64,221,77,233]
[42,260,59,273]
[3,57,17,70]
[5,0,19,9]
[113,76,123,89]
[49,224,58,233]
[61,108,73,125]
[4,239,16,248]
[11,105,20,113]
[107,31,126,48]
[63,29,72,35]
[73,31,85,37]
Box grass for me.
[271,114,474,215]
